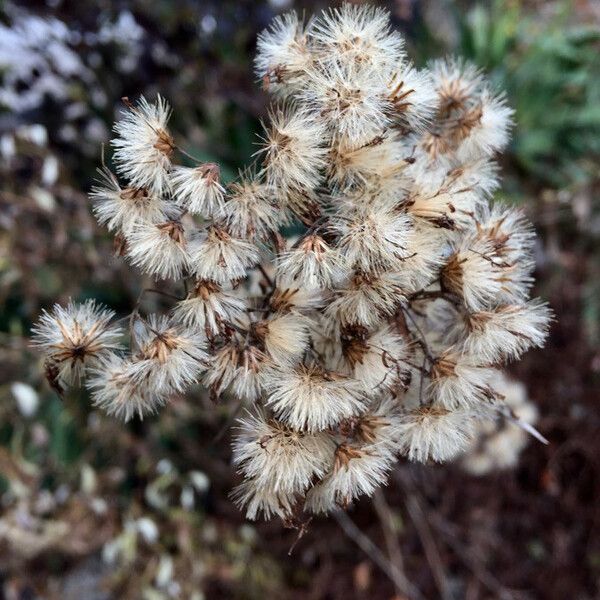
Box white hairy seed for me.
[263,363,365,432]
[32,300,123,389]
[202,342,269,402]
[305,441,396,513]
[399,224,448,294]
[456,89,513,161]
[333,206,414,274]
[221,177,279,240]
[255,11,314,96]
[171,164,225,217]
[172,280,246,337]
[275,234,347,289]
[387,64,438,133]
[310,3,405,75]
[327,132,412,187]
[428,350,495,409]
[402,178,486,230]
[326,271,407,328]
[257,106,328,191]
[232,411,335,494]
[442,229,534,311]
[396,405,477,463]
[127,315,207,395]
[230,479,295,521]
[111,95,174,195]
[339,324,410,392]
[87,354,168,422]
[188,225,260,284]
[90,168,164,235]
[461,301,551,363]
[126,220,189,281]
[251,312,311,365]
[301,62,392,145]
[269,281,324,313]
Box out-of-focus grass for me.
[459,0,600,191]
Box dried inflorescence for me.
[459,371,540,475]
[32,4,551,521]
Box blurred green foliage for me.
[458,0,600,189]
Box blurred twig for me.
[396,468,518,600]
[333,508,424,600]
[373,488,409,596]
[430,515,522,600]
[403,488,452,600]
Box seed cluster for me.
[33,4,550,521]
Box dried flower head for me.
[112,95,174,195]
[128,315,207,394]
[232,411,335,495]
[87,354,168,422]
[171,163,225,217]
[33,3,551,525]
[188,225,260,284]
[172,280,246,338]
[126,220,189,280]
[257,106,328,191]
[32,300,123,391]
[90,168,164,235]
[396,406,477,463]
[264,363,365,432]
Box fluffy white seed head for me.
[429,350,495,409]
[255,12,314,96]
[269,281,324,314]
[128,315,207,395]
[339,324,411,393]
[264,363,365,432]
[251,313,311,366]
[441,228,533,311]
[188,225,260,284]
[203,342,269,403]
[90,168,164,235]
[456,89,513,161]
[326,271,407,328]
[111,95,174,195]
[221,177,280,240]
[232,411,335,494]
[333,207,414,274]
[301,62,392,145]
[125,220,189,281]
[32,300,123,390]
[276,234,347,289]
[396,406,477,463]
[387,65,438,133]
[87,354,168,422]
[327,132,412,187]
[257,106,328,191]
[461,301,551,363]
[310,4,405,75]
[171,164,225,217]
[172,280,246,338]
[305,441,396,513]
[230,479,295,521]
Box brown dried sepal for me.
[153,129,175,157]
